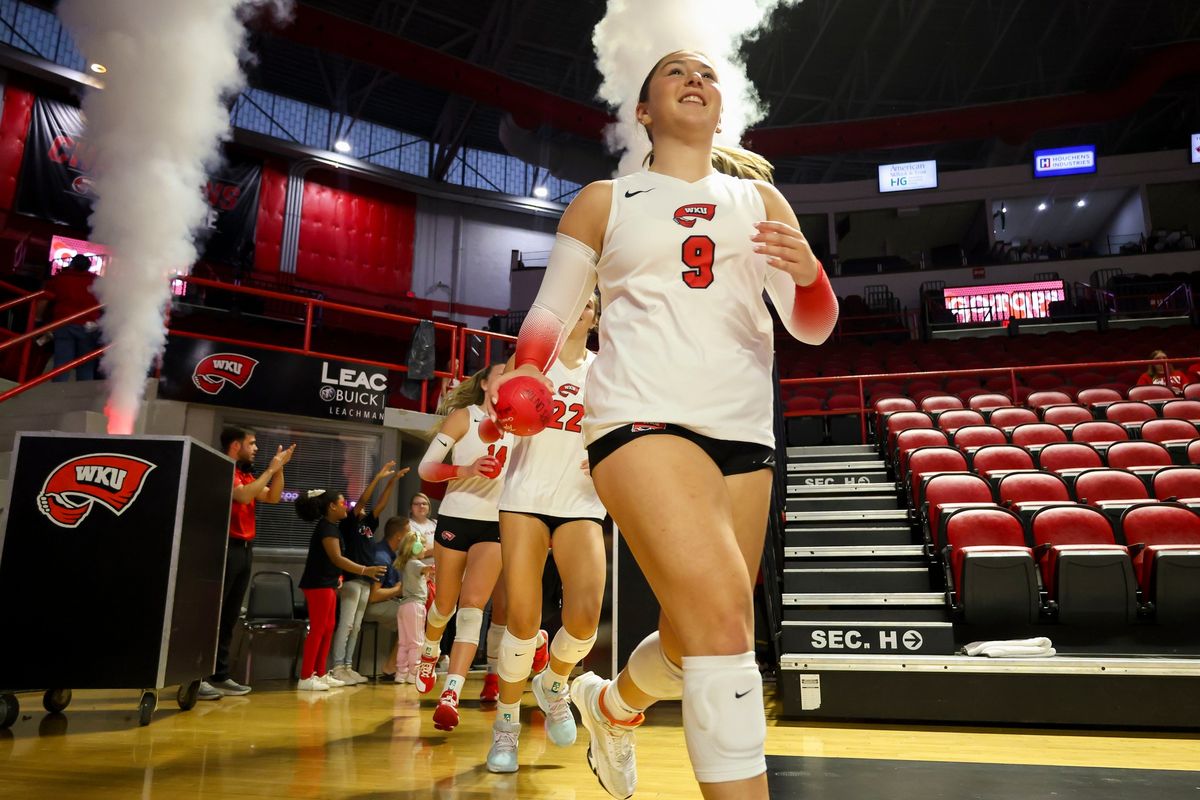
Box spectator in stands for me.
[40,253,101,381]
[409,492,437,559]
[200,428,295,701]
[1137,349,1187,394]
[363,515,412,679]
[328,461,409,687]
[294,488,387,692]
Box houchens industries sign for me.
[158,337,389,424]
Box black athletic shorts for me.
[586,423,776,477]
[501,510,605,534]
[434,515,500,552]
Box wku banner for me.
[15,96,261,265]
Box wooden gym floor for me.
[1,674,1197,799]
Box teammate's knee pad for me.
[486,622,505,659]
[426,603,456,630]
[550,627,597,667]
[681,652,766,784]
[496,629,538,683]
[626,631,683,700]
[453,606,484,646]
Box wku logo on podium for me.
[192,352,259,395]
[36,453,156,528]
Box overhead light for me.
[89,63,107,74]
[533,186,549,199]
[333,139,352,153]
[1000,203,1007,214]
[1076,198,1087,208]
[1037,202,1047,212]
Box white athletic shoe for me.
[485,718,521,773]
[571,672,638,800]
[344,667,369,685]
[330,666,355,685]
[532,671,577,747]
[318,673,346,688]
[297,676,328,692]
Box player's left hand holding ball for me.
[752,220,821,287]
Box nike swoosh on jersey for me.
[734,689,752,699]
[624,189,654,198]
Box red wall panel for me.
[295,169,415,297]
[0,85,34,212]
[252,158,288,274]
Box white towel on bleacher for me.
[962,637,1055,658]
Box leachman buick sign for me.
[158,336,388,424]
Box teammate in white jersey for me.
[488,51,838,800]
[486,295,607,774]
[415,364,515,732]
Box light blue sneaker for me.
[486,718,520,774]
[532,670,577,747]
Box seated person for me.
[1138,349,1187,394]
[362,516,410,677]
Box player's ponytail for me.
[437,365,492,415]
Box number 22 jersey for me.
[500,351,605,520]
[585,170,778,449]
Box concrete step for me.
[783,620,956,655]
[785,526,915,547]
[786,495,903,512]
[784,567,932,593]
[788,461,886,472]
[787,445,876,458]
[783,592,945,607]
[786,509,909,524]
[787,483,897,496]
[787,470,891,486]
[785,544,925,558]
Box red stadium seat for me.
[1189,439,1200,465]
[1139,418,1199,445]
[968,393,1012,412]
[884,411,934,453]
[1151,466,1200,501]
[945,377,981,396]
[923,472,995,548]
[951,425,1006,450]
[908,446,969,508]
[1010,423,1069,448]
[1070,420,1129,445]
[874,397,916,415]
[1118,503,1200,623]
[1036,442,1103,473]
[1078,387,1123,407]
[1184,383,1200,401]
[936,409,986,434]
[988,406,1039,429]
[920,395,964,414]
[942,506,1039,624]
[970,445,1035,477]
[894,428,950,474]
[1104,401,1156,425]
[997,471,1070,508]
[827,393,861,410]
[1027,374,1066,393]
[1028,390,1073,409]
[1071,468,1149,505]
[1041,404,1093,427]
[1128,385,1177,402]
[1105,440,1172,471]
[1028,505,1136,623]
[1161,400,1200,422]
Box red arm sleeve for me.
[765,264,839,345]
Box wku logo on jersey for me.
[673,203,716,228]
[192,353,259,395]
[631,423,667,433]
[558,383,581,398]
[36,453,156,529]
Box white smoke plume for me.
[58,0,291,434]
[593,0,801,175]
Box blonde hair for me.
[393,529,422,570]
[637,51,775,184]
[1148,350,1172,377]
[437,364,499,415]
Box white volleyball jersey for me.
[437,405,513,522]
[585,170,777,448]
[500,351,605,519]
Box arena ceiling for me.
[61,0,1200,185]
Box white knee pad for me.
[627,632,683,700]
[487,622,505,659]
[496,629,538,683]
[427,603,456,630]
[550,627,597,668]
[681,652,766,784]
[453,606,484,645]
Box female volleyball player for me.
[415,364,513,731]
[488,51,837,800]
[485,294,606,773]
